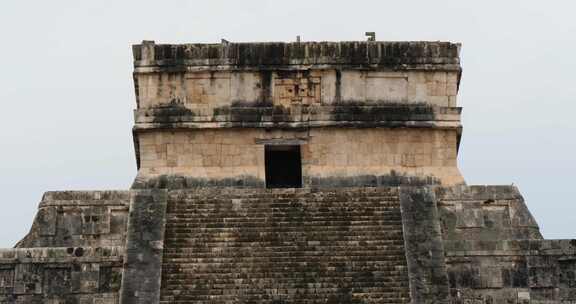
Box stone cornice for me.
[133,105,462,130]
[133,40,461,72]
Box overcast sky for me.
[0,1,574,247]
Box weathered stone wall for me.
[436,186,575,303]
[131,41,464,188]
[134,70,459,110]
[17,191,130,248]
[399,187,450,303]
[0,246,123,303]
[134,128,463,188]
[160,187,411,304]
[436,186,543,241]
[445,239,576,303]
[120,190,168,304]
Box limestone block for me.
[320,70,337,104]
[365,72,408,102]
[447,72,459,84]
[138,134,156,146]
[340,71,365,101]
[230,72,262,104]
[14,264,43,294]
[429,95,449,107]
[448,96,458,107]
[401,154,417,167]
[446,83,458,96]
[71,263,100,293]
[432,71,447,83]
[427,80,447,97]
[0,268,14,294]
[81,207,110,235]
[185,72,231,105]
[479,267,504,288]
[36,207,57,236]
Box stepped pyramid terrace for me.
[2,40,575,304]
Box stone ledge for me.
[40,190,130,208]
[18,192,131,249]
[0,246,124,263]
[436,185,523,201]
[445,239,576,256]
[133,120,461,131]
[134,105,461,125]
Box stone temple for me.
[2,40,575,304]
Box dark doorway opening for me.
[265,145,302,188]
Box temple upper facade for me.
[131,41,464,188]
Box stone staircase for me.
[160,187,410,304]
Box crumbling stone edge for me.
[399,186,450,304]
[119,189,168,304]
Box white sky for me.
[0,0,574,247]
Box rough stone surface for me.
[17,191,130,248]
[0,247,123,303]
[436,186,576,303]
[444,239,576,303]
[132,41,461,71]
[436,185,543,241]
[399,187,450,303]
[120,190,168,304]
[2,40,575,304]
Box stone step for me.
[161,275,410,284]
[167,193,400,200]
[160,190,410,303]
[167,201,402,208]
[164,237,405,243]
[164,227,404,234]
[166,212,403,218]
[163,239,405,247]
[165,216,403,222]
[166,220,402,224]
[167,198,402,204]
[167,202,403,208]
[163,258,408,265]
[164,240,406,247]
[159,293,410,304]
[164,229,405,236]
[167,209,403,215]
